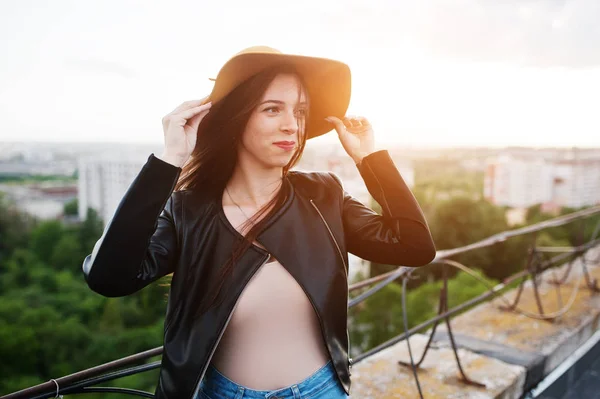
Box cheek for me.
[243,117,274,147]
[241,125,270,155]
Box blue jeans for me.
[197,360,349,399]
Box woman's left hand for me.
[325,115,375,164]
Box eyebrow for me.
[259,100,308,106]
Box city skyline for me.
[2,1,600,147]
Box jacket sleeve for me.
[334,150,436,267]
[82,153,182,297]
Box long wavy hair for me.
[172,64,310,319]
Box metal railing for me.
[4,205,600,399]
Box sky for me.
[1,0,600,148]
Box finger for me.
[187,107,212,130]
[356,116,370,126]
[325,116,346,133]
[343,116,363,128]
[171,96,210,114]
[178,103,212,121]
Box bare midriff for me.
[210,255,331,390]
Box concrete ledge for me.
[350,334,525,398]
[431,331,545,392]
[350,246,600,398]
[433,247,600,392]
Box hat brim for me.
[207,51,351,140]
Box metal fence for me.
[4,205,600,399]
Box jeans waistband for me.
[200,360,338,399]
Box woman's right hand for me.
[159,98,212,167]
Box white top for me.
[210,255,330,390]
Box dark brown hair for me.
[172,64,309,319]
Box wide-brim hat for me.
[206,46,351,140]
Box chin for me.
[262,155,294,169]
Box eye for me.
[265,106,280,114]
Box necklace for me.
[224,181,287,230]
[225,184,285,263]
[225,186,255,226]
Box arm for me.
[82,153,181,297]
[335,150,436,266]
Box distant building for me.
[296,144,415,203]
[484,155,553,208]
[0,182,77,220]
[78,151,153,225]
[19,199,65,220]
[552,159,600,208]
[0,160,76,176]
[484,153,600,209]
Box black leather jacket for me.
[82,149,436,399]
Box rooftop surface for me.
[350,246,600,398]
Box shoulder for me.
[171,189,216,219]
[169,189,189,208]
[287,169,344,196]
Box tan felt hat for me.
[206,45,351,139]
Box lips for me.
[273,141,296,150]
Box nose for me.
[280,110,299,135]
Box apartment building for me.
[78,151,153,225]
[484,153,600,209]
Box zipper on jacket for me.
[310,199,352,393]
[309,199,348,275]
[190,254,270,399]
[348,330,352,376]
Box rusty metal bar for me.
[4,207,600,399]
[2,348,162,399]
[352,245,597,365]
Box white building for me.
[484,155,553,208]
[552,159,600,208]
[0,182,77,220]
[78,150,158,225]
[484,154,600,209]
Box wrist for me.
[159,152,188,168]
[352,150,375,165]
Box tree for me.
[63,198,78,216]
[50,234,83,272]
[0,199,167,397]
[79,207,104,253]
[0,193,34,264]
[29,221,64,263]
[349,267,497,354]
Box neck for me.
[225,158,284,208]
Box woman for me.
[83,46,436,399]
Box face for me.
[238,73,307,170]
